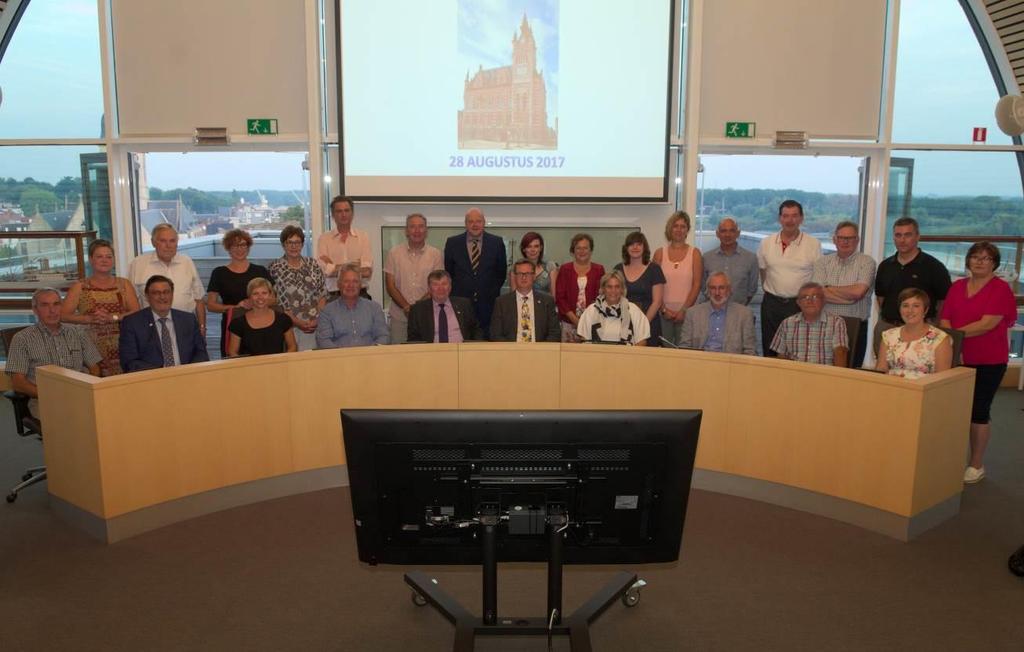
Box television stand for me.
[404,510,647,652]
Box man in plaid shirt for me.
[769,282,849,367]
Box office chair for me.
[936,325,964,367]
[2,326,46,503]
[841,316,862,369]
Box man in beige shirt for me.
[384,213,443,344]
[317,195,373,298]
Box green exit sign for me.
[725,122,756,138]
[247,118,278,135]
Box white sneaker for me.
[964,466,986,484]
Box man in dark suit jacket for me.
[490,259,561,342]
[120,275,210,372]
[443,207,507,335]
[407,270,483,343]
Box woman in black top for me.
[207,229,270,357]
[227,277,297,356]
[613,231,666,346]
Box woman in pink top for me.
[939,241,1018,484]
[652,211,703,345]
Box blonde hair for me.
[599,270,627,298]
[664,211,691,241]
[246,277,275,302]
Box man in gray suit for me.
[679,272,756,355]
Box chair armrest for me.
[3,389,34,436]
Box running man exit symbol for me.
[247,119,279,135]
[725,122,755,138]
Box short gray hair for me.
[338,263,361,280]
[150,223,178,242]
[706,271,731,287]
[31,287,61,308]
[798,281,824,295]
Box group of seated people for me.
[3,218,1014,391]
[5,212,1017,488]
[6,201,1016,496]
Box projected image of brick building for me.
[458,13,558,150]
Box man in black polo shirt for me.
[875,217,952,325]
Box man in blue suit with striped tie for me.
[119,275,210,372]
[443,207,507,336]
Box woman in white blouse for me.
[577,270,651,346]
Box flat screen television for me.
[342,410,701,566]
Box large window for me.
[0,145,108,236]
[888,150,1023,280]
[891,0,1011,145]
[887,1,1023,283]
[694,154,865,250]
[133,151,310,254]
[0,0,103,139]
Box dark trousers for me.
[851,319,868,369]
[761,292,800,357]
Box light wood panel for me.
[35,344,976,526]
[911,372,975,513]
[39,372,104,516]
[459,343,561,410]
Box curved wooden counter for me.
[35,343,975,542]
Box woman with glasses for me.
[226,277,296,356]
[554,233,604,342]
[876,287,952,379]
[939,241,1018,484]
[268,225,327,351]
[206,229,270,357]
[62,239,141,376]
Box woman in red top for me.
[939,241,1018,484]
[554,233,604,342]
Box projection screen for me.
[337,0,675,201]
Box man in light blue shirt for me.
[701,217,759,305]
[680,272,757,355]
[316,265,389,348]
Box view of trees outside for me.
[0,0,1019,287]
[137,152,311,249]
[692,155,862,254]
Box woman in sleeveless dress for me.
[61,239,140,376]
[652,211,703,346]
[876,287,952,379]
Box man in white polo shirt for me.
[757,199,821,356]
[127,223,207,336]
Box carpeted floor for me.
[1,390,1022,651]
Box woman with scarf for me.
[576,270,650,345]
